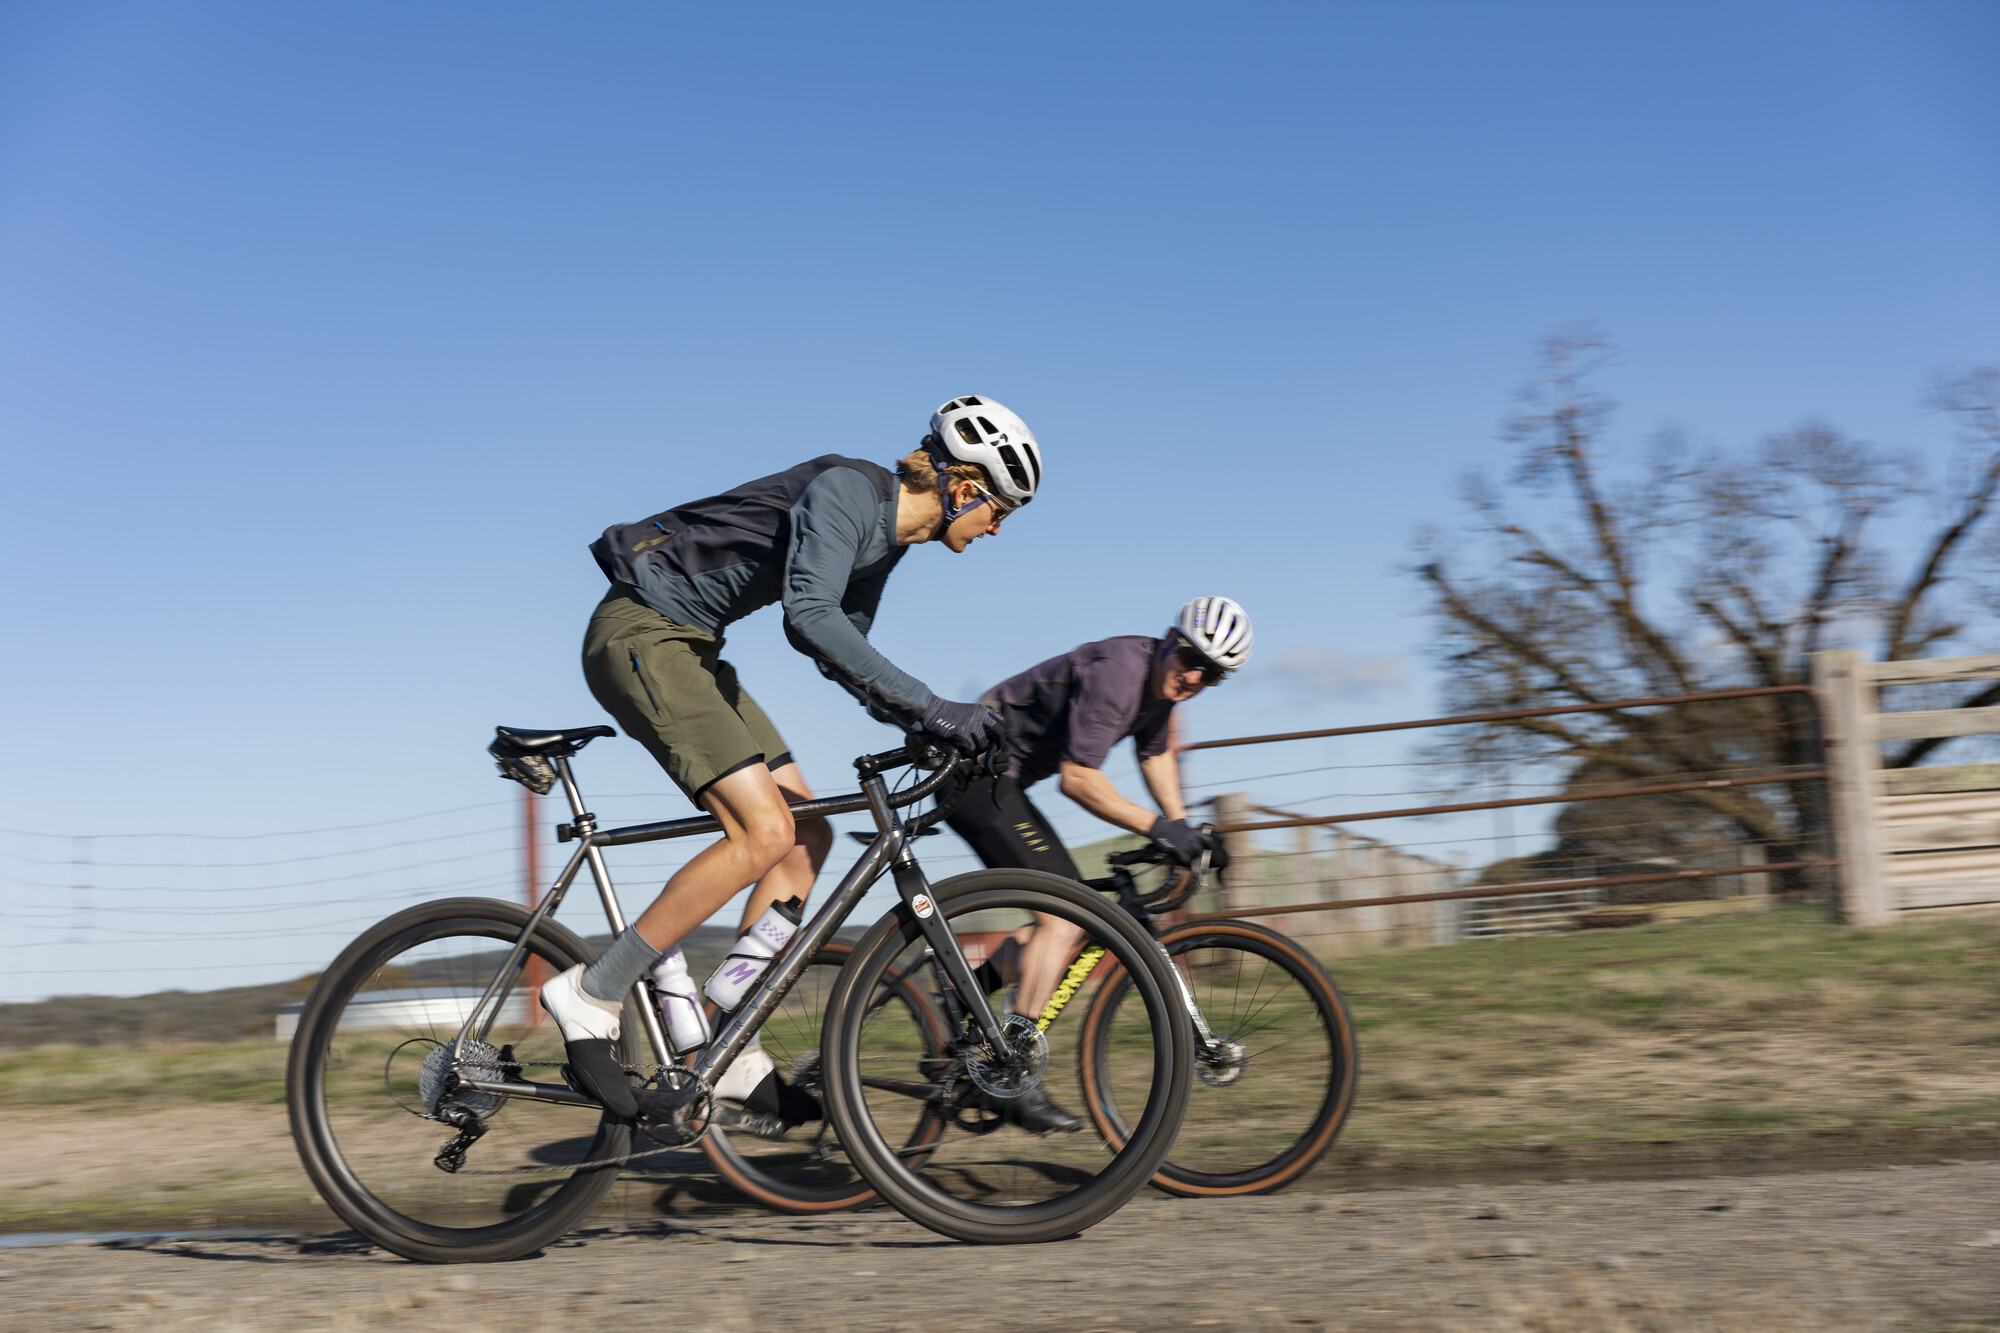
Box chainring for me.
[635,1065,714,1150]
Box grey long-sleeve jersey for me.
[589,456,934,728]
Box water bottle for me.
[648,945,711,1054]
[704,897,803,1011]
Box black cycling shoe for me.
[541,964,640,1119]
[985,1086,1083,1136]
[560,1040,639,1119]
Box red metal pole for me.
[524,786,547,1025]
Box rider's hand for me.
[1146,816,1209,866]
[920,697,1004,753]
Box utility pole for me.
[524,786,546,1023]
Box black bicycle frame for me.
[450,748,1015,1109]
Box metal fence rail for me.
[1175,684,1833,945]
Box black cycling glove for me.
[920,697,1003,752]
[1147,816,1210,866]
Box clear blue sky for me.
[2,2,1996,1000]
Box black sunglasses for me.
[1173,649,1226,687]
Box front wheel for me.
[820,870,1192,1245]
[286,898,637,1263]
[1078,917,1358,1196]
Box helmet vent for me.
[995,444,1032,494]
[975,416,997,435]
[953,419,982,446]
[958,396,983,407]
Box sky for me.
[2,1,1996,1001]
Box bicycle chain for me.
[436,1133,699,1177]
[430,1057,709,1177]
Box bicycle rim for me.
[822,870,1191,1244]
[700,943,948,1213]
[286,898,634,1262]
[1080,918,1358,1196]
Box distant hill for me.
[0,924,743,1049]
[0,975,316,1047]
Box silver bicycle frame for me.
[453,750,1012,1107]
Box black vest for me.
[590,456,896,586]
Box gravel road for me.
[5,1161,1999,1332]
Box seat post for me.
[552,756,591,821]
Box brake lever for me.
[909,739,952,772]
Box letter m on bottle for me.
[723,960,762,985]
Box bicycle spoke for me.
[1081,922,1356,1196]
[826,871,1189,1243]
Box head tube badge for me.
[910,893,935,919]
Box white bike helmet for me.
[1175,597,1254,673]
[927,395,1042,507]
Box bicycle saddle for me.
[492,725,616,756]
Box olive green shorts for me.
[581,586,793,803]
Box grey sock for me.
[581,926,663,1003]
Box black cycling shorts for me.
[942,774,1080,881]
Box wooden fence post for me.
[1214,792,1258,915]
[1812,649,1892,926]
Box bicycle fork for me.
[955,928,1219,1056]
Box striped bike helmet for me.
[1175,596,1254,674]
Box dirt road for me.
[5,1161,1998,1332]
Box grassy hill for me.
[0,924,746,1049]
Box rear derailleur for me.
[432,1100,488,1174]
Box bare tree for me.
[1416,331,2000,887]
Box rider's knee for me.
[734,805,797,874]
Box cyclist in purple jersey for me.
[943,597,1253,1133]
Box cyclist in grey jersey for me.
[591,455,936,727]
[542,397,1045,1127]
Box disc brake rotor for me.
[964,1014,1049,1098]
[1196,1034,1248,1088]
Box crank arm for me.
[859,1075,946,1103]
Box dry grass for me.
[0,1039,289,1108]
[1327,904,2000,1148]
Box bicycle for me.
[1074,844,1359,1196]
[692,843,1359,1214]
[285,726,1192,1262]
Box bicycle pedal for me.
[712,1104,791,1140]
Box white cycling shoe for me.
[540,964,639,1119]
[713,1041,775,1102]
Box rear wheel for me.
[286,898,637,1263]
[699,942,948,1213]
[821,870,1191,1244]
[1078,917,1357,1196]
